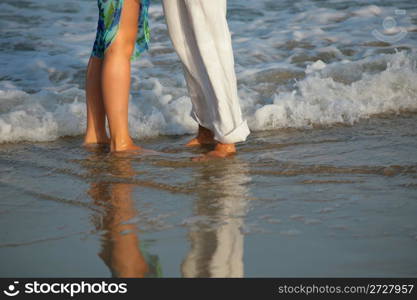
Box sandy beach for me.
[1,113,417,277]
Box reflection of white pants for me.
[181,161,250,278]
[162,0,250,144]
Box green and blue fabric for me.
[92,0,150,60]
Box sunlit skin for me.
[187,125,237,161]
[83,57,109,146]
[84,0,142,152]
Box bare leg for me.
[102,0,141,152]
[83,56,110,145]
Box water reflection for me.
[82,148,161,277]
[81,147,250,277]
[182,160,251,277]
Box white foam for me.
[1,52,416,143]
[305,60,327,74]
[353,5,382,17]
[250,52,417,130]
[0,88,86,143]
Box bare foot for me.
[110,138,160,156]
[111,144,142,153]
[83,133,110,146]
[110,137,142,153]
[192,143,236,162]
[185,125,216,147]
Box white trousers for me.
[162,0,250,144]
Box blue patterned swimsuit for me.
[91,0,150,60]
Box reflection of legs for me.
[107,183,149,278]
[181,161,249,277]
[87,153,149,278]
[91,183,149,278]
[102,0,141,152]
[84,57,109,145]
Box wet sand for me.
[1,113,416,277]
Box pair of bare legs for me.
[84,0,141,152]
[83,0,236,159]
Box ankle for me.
[110,136,134,150]
[84,129,109,144]
[215,143,236,153]
[197,125,214,141]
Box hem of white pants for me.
[214,120,250,144]
[191,110,250,144]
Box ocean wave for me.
[250,51,417,130]
[0,51,416,143]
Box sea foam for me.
[250,51,417,130]
[1,0,416,143]
[1,52,416,143]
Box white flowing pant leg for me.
[162,0,250,144]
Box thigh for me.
[112,0,140,48]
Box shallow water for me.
[0,0,417,277]
[1,113,417,277]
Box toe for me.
[185,138,201,147]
